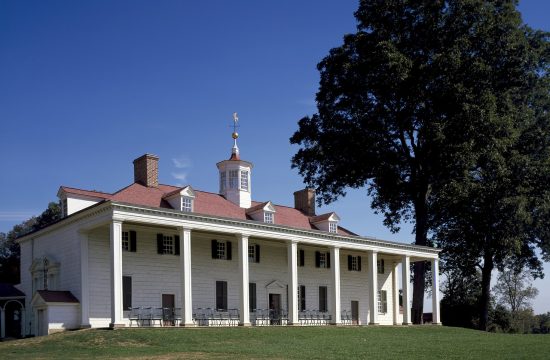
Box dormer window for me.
[310,212,340,234]
[246,201,276,224]
[181,197,193,212]
[163,186,195,213]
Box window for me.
[378,290,388,313]
[123,276,132,310]
[163,235,174,254]
[328,222,337,233]
[122,231,129,251]
[299,249,305,267]
[264,212,274,224]
[248,244,260,263]
[319,286,328,312]
[156,233,180,255]
[122,230,137,252]
[216,281,228,310]
[299,285,306,311]
[240,170,249,191]
[377,259,385,274]
[315,251,330,268]
[348,255,361,271]
[220,172,226,192]
[229,170,239,189]
[181,197,193,212]
[249,283,257,311]
[211,240,232,260]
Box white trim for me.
[330,247,341,324]
[18,202,440,260]
[367,251,378,325]
[402,256,411,325]
[80,232,90,327]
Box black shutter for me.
[123,276,132,310]
[129,230,137,252]
[174,235,180,255]
[315,251,320,268]
[326,252,331,268]
[226,241,232,260]
[255,244,260,263]
[157,233,163,254]
[249,283,256,311]
[348,255,352,271]
[216,281,222,309]
[212,240,218,259]
[358,256,362,271]
[299,249,305,267]
[300,285,306,311]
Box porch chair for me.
[128,307,141,327]
[151,307,163,326]
[173,307,182,326]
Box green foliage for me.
[290,0,550,325]
[493,267,539,314]
[1,327,550,359]
[441,269,481,328]
[0,202,61,283]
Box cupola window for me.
[240,170,249,191]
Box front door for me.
[269,294,281,325]
[37,309,47,336]
[162,294,175,325]
[351,301,359,325]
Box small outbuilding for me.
[31,290,80,336]
[0,283,26,339]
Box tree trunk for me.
[412,194,429,324]
[412,261,426,324]
[479,251,494,331]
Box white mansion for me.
[15,131,441,336]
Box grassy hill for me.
[1,326,549,359]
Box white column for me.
[180,228,194,326]
[109,220,124,328]
[431,258,441,325]
[402,256,411,325]
[237,234,250,326]
[367,251,379,325]
[1,308,5,338]
[330,247,341,325]
[287,241,298,325]
[79,231,91,328]
[392,262,400,325]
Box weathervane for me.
[230,112,240,158]
[232,112,239,140]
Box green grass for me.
[1,326,549,359]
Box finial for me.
[230,112,240,160]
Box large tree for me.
[0,202,61,283]
[290,0,549,324]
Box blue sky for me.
[1,0,549,313]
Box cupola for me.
[216,113,253,208]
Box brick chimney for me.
[294,188,316,216]
[133,154,159,187]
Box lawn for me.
[1,326,549,359]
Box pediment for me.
[265,280,285,290]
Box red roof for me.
[62,182,356,235]
[36,290,79,303]
[59,186,112,200]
